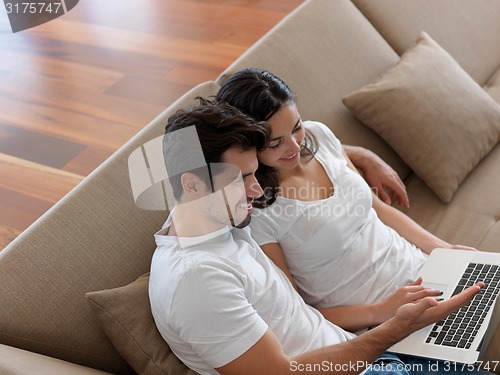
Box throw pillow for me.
[342,32,500,202]
[85,273,196,375]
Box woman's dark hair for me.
[216,68,317,208]
[163,97,270,201]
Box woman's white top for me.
[250,121,427,308]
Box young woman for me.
[216,68,475,332]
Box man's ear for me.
[180,172,203,194]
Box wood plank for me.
[0,188,52,232]
[0,153,84,203]
[62,144,115,176]
[104,75,193,107]
[0,224,22,252]
[0,61,167,128]
[60,0,300,40]
[0,96,142,149]
[0,123,86,169]
[31,19,247,69]
[62,0,229,42]
[0,35,178,78]
[164,62,222,87]
[0,48,124,92]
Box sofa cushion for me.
[86,274,196,375]
[342,32,500,203]
[402,143,500,252]
[0,344,113,375]
[485,65,500,105]
[0,81,220,373]
[353,0,500,86]
[217,0,411,181]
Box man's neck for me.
[169,206,226,238]
[166,222,177,236]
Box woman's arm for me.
[370,193,451,254]
[318,278,442,332]
[262,242,442,332]
[261,242,299,291]
[261,243,379,330]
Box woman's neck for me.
[276,155,334,201]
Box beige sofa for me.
[1,0,500,374]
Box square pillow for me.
[85,273,196,375]
[342,32,500,202]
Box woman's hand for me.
[429,244,478,252]
[373,278,442,324]
[448,244,478,251]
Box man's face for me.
[208,147,263,228]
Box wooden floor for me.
[0,0,304,251]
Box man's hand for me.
[344,145,410,208]
[390,282,484,336]
[362,155,409,208]
[374,278,442,323]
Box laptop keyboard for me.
[425,263,500,349]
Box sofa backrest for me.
[0,81,221,373]
[217,0,411,180]
[352,0,500,86]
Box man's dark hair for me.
[163,98,270,201]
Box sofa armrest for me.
[0,344,115,375]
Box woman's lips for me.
[280,153,298,162]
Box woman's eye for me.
[269,142,281,150]
[292,124,302,133]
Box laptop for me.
[389,248,500,364]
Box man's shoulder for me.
[150,227,267,299]
[151,243,231,279]
[149,245,244,325]
[151,239,252,292]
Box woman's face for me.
[258,102,304,170]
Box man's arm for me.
[216,283,483,375]
[343,145,410,208]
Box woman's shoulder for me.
[250,199,304,239]
[303,120,342,153]
[249,207,282,244]
[304,120,332,135]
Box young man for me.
[149,100,486,375]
